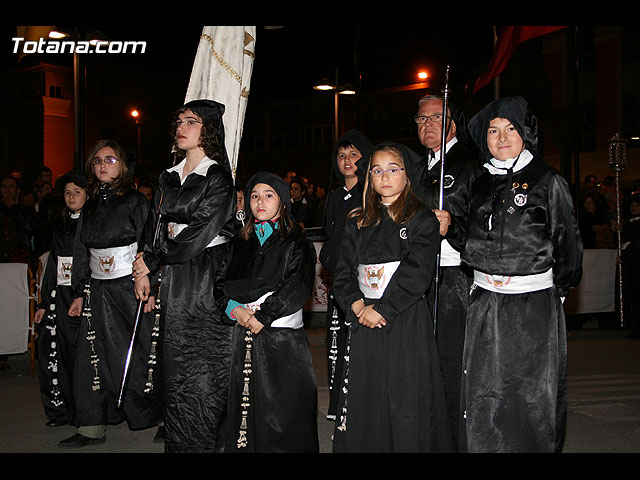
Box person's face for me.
[40,170,52,184]
[417,99,456,151]
[138,186,153,202]
[92,146,121,183]
[64,182,87,213]
[630,201,640,216]
[1,178,18,204]
[290,182,304,201]
[250,183,280,222]
[486,117,525,161]
[584,196,596,213]
[370,150,407,204]
[337,146,361,179]
[175,109,204,152]
[236,190,245,212]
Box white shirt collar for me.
[167,156,217,183]
[428,137,458,171]
[484,149,534,175]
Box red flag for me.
[473,26,566,94]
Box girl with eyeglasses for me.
[330,142,452,453]
[59,140,163,448]
[132,100,237,453]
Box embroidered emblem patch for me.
[60,262,72,280]
[364,266,386,290]
[98,256,115,274]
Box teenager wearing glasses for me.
[133,100,236,453]
[60,139,163,448]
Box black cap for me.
[468,96,538,160]
[246,171,291,210]
[56,170,88,191]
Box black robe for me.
[140,158,235,453]
[319,129,373,420]
[71,185,163,430]
[36,211,81,425]
[331,207,453,453]
[217,225,319,453]
[460,154,583,453]
[417,139,482,448]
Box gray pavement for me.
[1,324,639,454]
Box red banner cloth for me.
[473,26,567,94]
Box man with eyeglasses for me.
[414,94,483,451]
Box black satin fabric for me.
[37,213,81,424]
[71,186,162,430]
[461,158,583,296]
[217,228,317,327]
[140,160,236,453]
[226,325,319,453]
[426,264,472,449]
[416,140,483,252]
[460,286,567,453]
[459,157,582,453]
[417,139,482,450]
[218,226,318,452]
[73,275,162,429]
[331,208,452,453]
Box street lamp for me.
[313,70,357,143]
[131,109,141,163]
[47,26,110,170]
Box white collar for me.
[484,149,534,175]
[168,156,217,183]
[428,137,458,170]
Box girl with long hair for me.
[330,142,452,453]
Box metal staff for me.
[116,153,174,408]
[432,64,451,337]
[608,133,628,329]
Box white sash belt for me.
[89,242,137,280]
[357,260,401,299]
[473,268,554,294]
[244,291,303,328]
[56,256,73,286]
[168,222,228,248]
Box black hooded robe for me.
[217,224,319,453]
[416,138,482,448]
[71,186,163,431]
[331,142,452,453]
[36,211,82,425]
[460,156,583,452]
[140,157,236,453]
[319,129,373,420]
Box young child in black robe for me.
[216,171,319,453]
[331,142,452,453]
[34,171,88,427]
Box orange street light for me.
[418,71,428,80]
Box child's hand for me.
[351,299,366,316]
[245,315,264,334]
[357,304,386,329]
